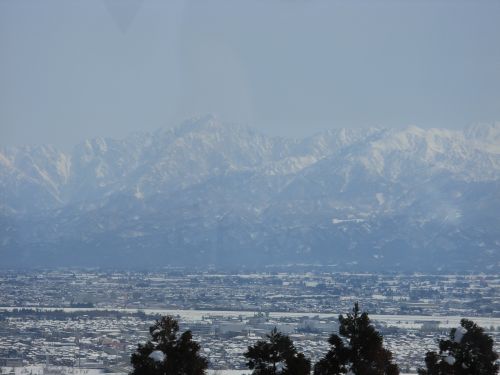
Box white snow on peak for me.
[32,164,59,192]
[467,123,500,154]
[2,120,500,217]
[56,153,71,182]
[94,137,108,153]
[0,152,13,168]
[95,163,108,178]
[263,155,318,175]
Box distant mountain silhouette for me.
[1,117,499,271]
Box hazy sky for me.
[1,0,500,149]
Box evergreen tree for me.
[314,302,399,375]
[130,315,208,375]
[418,318,498,375]
[244,327,311,375]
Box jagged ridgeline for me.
[1,117,499,270]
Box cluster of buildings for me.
[0,270,498,374]
[0,270,497,317]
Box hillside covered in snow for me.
[1,116,499,270]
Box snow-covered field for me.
[1,307,497,330]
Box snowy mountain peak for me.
[1,120,499,270]
[465,122,500,139]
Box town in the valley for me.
[0,270,498,374]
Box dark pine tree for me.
[314,302,399,375]
[130,315,208,375]
[418,318,498,375]
[244,327,311,375]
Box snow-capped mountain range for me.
[1,116,499,270]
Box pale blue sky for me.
[1,0,499,148]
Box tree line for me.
[130,303,499,375]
